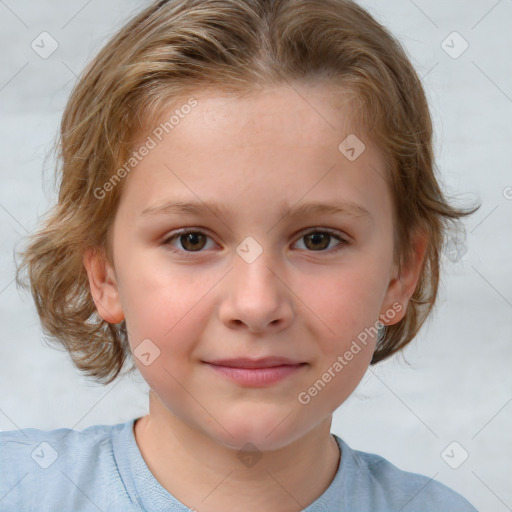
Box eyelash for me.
[162,228,349,255]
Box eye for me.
[293,228,348,252]
[163,228,348,254]
[163,230,216,253]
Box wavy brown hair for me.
[15,0,480,385]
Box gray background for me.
[0,1,511,511]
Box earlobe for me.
[83,248,125,324]
[380,230,429,326]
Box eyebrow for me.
[141,199,371,221]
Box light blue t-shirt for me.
[0,418,478,511]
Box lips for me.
[203,357,307,386]
[204,357,305,369]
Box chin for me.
[206,412,305,453]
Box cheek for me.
[297,331,374,414]
[295,267,386,403]
[118,254,216,361]
[302,266,387,343]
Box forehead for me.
[135,82,367,152]
[118,84,391,225]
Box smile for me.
[203,362,307,387]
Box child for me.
[1,0,480,510]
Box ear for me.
[83,247,124,324]
[379,229,429,326]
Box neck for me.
[133,393,341,512]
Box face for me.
[86,83,422,452]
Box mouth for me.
[203,356,307,369]
[202,357,308,386]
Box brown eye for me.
[304,233,330,250]
[164,230,212,252]
[179,232,207,251]
[163,228,348,255]
[294,229,347,252]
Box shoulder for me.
[0,421,118,470]
[335,436,478,511]
[0,420,134,511]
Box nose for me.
[218,254,294,334]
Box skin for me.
[84,83,427,512]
